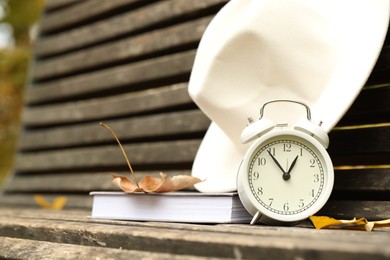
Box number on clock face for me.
[248,137,325,215]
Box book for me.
[90,191,252,223]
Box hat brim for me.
[190,0,390,192]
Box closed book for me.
[90,191,252,223]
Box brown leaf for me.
[142,172,202,193]
[101,122,202,193]
[112,175,142,193]
[112,173,202,193]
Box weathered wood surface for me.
[41,0,142,34]
[27,50,196,105]
[34,16,213,80]
[329,125,390,165]
[4,170,191,192]
[20,110,209,150]
[36,0,227,57]
[0,208,388,259]
[22,83,193,127]
[43,0,79,12]
[0,237,211,260]
[15,140,201,173]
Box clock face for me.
[247,134,328,217]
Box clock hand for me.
[287,156,298,174]
[267,150,289,180]
[285,155,298,180]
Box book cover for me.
[90,191,252,223]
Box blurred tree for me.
[0,0,44,184]
[1,0,45,46]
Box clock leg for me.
[250,211,262,225]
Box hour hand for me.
[287,155,299,175]
[267,150,287,177]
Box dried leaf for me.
[112,175,141,193]
[141,172,202,193]
[101,122,203,193]
[34,195,67,210]
[310,216,390,231]
[112,172,202,193]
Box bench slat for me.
[329,125,390,165]
[20,110,209,151]
[34,16,212,80]
[5,168,387,194]
[15,140,201,173]
[44,0,80,12]
[0,237,207,260]
[1,194,389,221]
[5,170,192,193]
[23,83,191,127]
[27,50,195,105]
[0,195,92,209]
[36,0,227,57]
[0,209,388,259]
[334,168,390,193]
[320,200,390,220]
[41,0,142,34]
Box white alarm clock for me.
[237,100,334,225]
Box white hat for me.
[188,0,389,192]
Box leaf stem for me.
[100,122,139,188]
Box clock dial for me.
[248,135,326,216]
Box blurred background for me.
[0,0,44,184]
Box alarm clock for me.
[237,100,334,225]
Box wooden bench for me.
[0,0,389,258]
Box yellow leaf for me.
[310,216,390,231]
[34,195,67,210]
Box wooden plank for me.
[0,237,211,260]
[329,125,390,165]
[20,110,209,151]
[36,0,227,57]
[6,170,192,192]
[7,168,388,194]
[0,195,92,209]
[44,0,81,12]
[22,83,192,127]
[33,16,212,80]
[26,50,195,105]
[319,200,390,220]
[334,168,390,193]
[0,209,388,259]
[15,140,201,173]
[41,0,142,34]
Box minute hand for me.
[267,151,288,179]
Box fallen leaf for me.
[34,195,67,210]
[113,172,202,193]
[101,122,203,193]
[310,216,390,231]
[112,175,141,193]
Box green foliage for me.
[1,0,45,45]
[0,48,30,184]
[0,0,44,185]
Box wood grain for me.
[20,110,209,151]
[0,208,388,259]
[15,140,201,173]
[33,16,212,80]
[36,0,227,56]
[22,83,193,127]
[27,50,195,105]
